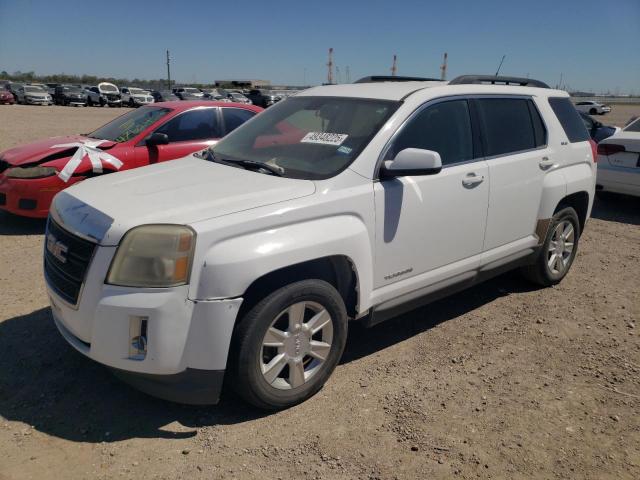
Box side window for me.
[155,109,221,142]
[527,100,547,147]
[222,108,256,134]
[476,98,538,156]
[548,97,590,143]
[385,99,474,165]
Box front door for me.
[135,107,221,165]
[373,98,489,293]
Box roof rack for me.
[354,75,441,84]
[448,75,550,89]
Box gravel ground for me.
[0,104,639,480]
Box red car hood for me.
[1,135,117,167]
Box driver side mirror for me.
[380,148,443,178]
[145,132,169,146]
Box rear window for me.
[476,98,545,157]
[548,97,590,143]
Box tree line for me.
[0,70,221,90]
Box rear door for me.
[134,107,222,164]
[475,96,549,252]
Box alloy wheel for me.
[547,220,575,275]
[260,301,333,390]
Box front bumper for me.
[47,245,243,403]
[0,174,82,218]
[25,97,52,105]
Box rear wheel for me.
[229,280,348,410]
[590,108,597,115]
[87,97,93,106]
[521,207,580,286]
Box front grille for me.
[44,218,96,305]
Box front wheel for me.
[590,108,597,115]
[229,280,348,410]
[521,207,580,286]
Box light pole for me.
[166,50,171,90]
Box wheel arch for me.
[238,255,360,320]
[555,190,589,234]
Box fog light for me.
[129,315,148,360]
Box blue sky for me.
[0,0,638,92]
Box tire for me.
[99,98,105,107]
[590,108,597,115]
[87,97,93,106]
[521,206,580,286]
[129,98,135,107]
[229,279,348,410]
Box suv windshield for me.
[212,96,400,179]
[89,106,172,142]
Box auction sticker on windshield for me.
[301,132,348,146]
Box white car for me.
[228,92,252,104]
[596,117,640,197]
[120,87,155,107]
[45,75,596,409]
[575,100,611,115]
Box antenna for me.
[495,54,506,76]
[390,55,398,76]
[327,48,334,84]
[440,52,448,81]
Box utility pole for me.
[166,50,171,90]
[440,52,448,81]
[495,54,506,76]
[390,55,397,76]
[327,48,334,84]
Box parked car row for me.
[0,79,300,109]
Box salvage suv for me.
[45,75,596,410]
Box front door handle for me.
[462,172,485,187]
[539,157,555,170]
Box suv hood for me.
[52,156,316,246]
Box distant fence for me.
[571,96,640,105]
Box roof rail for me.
[354,75,441,83]
[449,75,550,89]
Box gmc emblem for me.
[46,234,68,263]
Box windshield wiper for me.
[203,150,285,176]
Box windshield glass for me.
[90,106,172,142]
[100,84,118,92]
[25,86,44,93]
[184,88,200,93]
[624,117,640,132]
[212,96,399,179]
[63,86,82,93]
[129,88,145,94]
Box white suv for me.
[45,75,596,409]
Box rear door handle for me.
[539,157,555,170]
[462,172,485,187]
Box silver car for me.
[18,85,53,105]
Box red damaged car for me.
[0,101,262,218]
[0,89,15,104]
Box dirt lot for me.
[0,104,639,480]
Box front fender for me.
[190,215,374,312]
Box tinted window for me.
[477,98,540,156]
[548,97,590,143]
[624,117,640,132]
[156,108,221,142]
[527,100,547,147]
[222,108,255,133]
[385,99,474,165]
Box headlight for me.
[107,225,196,287]
[5,166,57,178]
